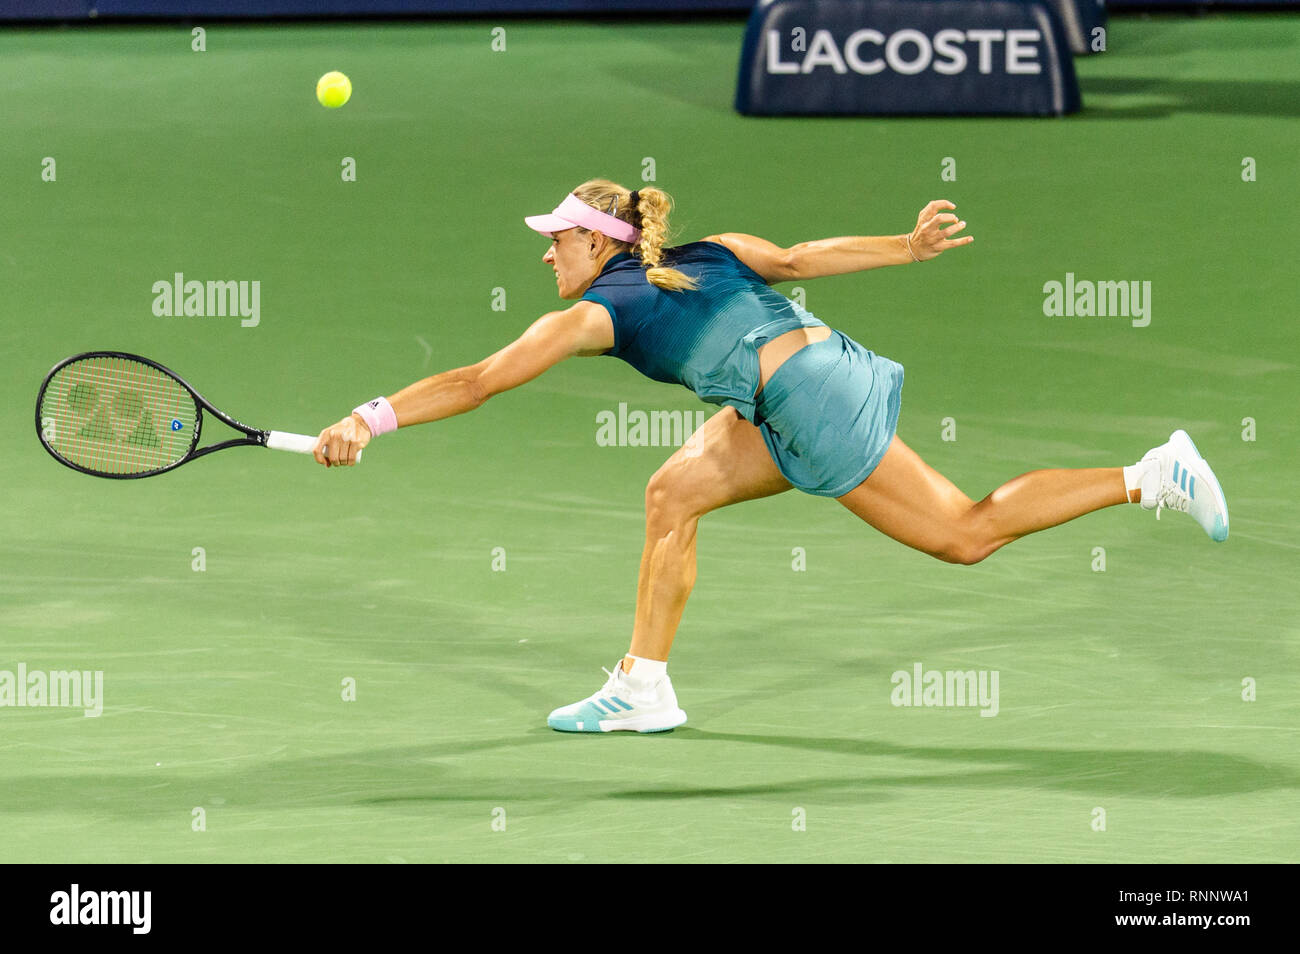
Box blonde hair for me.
[570,178,699,292]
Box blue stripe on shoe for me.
[1180,465,1189,491]
[1189,474,1195,499]
[548,700,614,732]
[1173,461,1181,486]
[609,697,635,711]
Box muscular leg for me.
[627,408,792,663]
[838,436,1130,565]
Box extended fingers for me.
[922,212,974,250]
[924,199,956,213]
[939,217,973,248]
[925,212,960,231]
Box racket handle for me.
[267,431,363,462]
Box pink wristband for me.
[352,397,398,437]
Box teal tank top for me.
[579,241,827,424]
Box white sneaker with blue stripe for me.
[1139,429,1229,541]
[547,663,687,733]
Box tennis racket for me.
[35,351,352,479]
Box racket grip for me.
[267,431,363,462]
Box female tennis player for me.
[313,179,1229,733]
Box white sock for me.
[1122,461,1150,500]
[622,655,667,688]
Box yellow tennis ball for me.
[316,71,352,109]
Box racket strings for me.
[39,355,199,475]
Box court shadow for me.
[5,724,1294,817]
[657,728,1300,799]
[1080,77,1300,119]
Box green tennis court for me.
[1,13,1296,863]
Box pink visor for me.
[525,193,641,244]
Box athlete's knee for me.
[644,466,697,536]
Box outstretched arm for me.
[312,300,614,466]
[704,199,973,284]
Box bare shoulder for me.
[696,233,793,284]
[700,233,766,261]
[551,299,614,356]
[560,298,611,326]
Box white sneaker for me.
[547,663,687,733]
[1139,430,1229,541]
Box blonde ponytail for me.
[571,179,698,292]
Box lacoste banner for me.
[735,0,1082,116]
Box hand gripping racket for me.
[35,351,355,479]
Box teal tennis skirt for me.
[753,330,904,497]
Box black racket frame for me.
[36,350,276,480]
